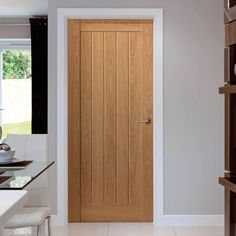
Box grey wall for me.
[0,25,30,39]
[0,19,30,39]
[49,0,224,215]
[0,0,47,16]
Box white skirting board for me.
[51,214,224,227]
[155,215,224,226]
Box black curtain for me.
[30,17,48,134]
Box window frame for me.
[0,39,31,51]
[0,39,32,138]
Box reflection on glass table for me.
[0,161,54,190]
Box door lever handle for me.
[136,119,151,124]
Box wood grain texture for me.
[225,95,230,171]
[129,31,142,206]
[81,205,143,222]
[225,48,229,83]
[117,32,129,205]
[104,32,118,204]
[68,19,153,222]
[81,32,92,205]
[81,19,153,24]
[225,189,230,236]
[141,22,153,221]
[225,21,236,46]
[92,32,104,205]
[81,20,152,32]
[68,19,81,222]
[219,85,236,94]
[219,177,236,193]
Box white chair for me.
[4,134,51,236]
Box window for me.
[0,40,31,139]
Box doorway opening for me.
[57,8,164,225]
[68,19,153,222]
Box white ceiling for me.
[0,0,48,16]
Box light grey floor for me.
[6,223,224,236]
[50,223,224,236]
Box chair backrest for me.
[5,134,51,208]
[5,134,48,161]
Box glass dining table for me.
[0,161,54,190]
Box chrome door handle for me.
[136,119,151,124]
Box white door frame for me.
[56,8,164,226]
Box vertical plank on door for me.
[129,32,142,206]
[141,21,153,221]
[117,32,129,205]
[68,19,81,221]
[92,32,104,205]
[81,32,93,205]
[104,32,118,204]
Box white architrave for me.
[56,8,164,226]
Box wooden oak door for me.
[68,19,153,222]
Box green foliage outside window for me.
[3,50,31,80]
